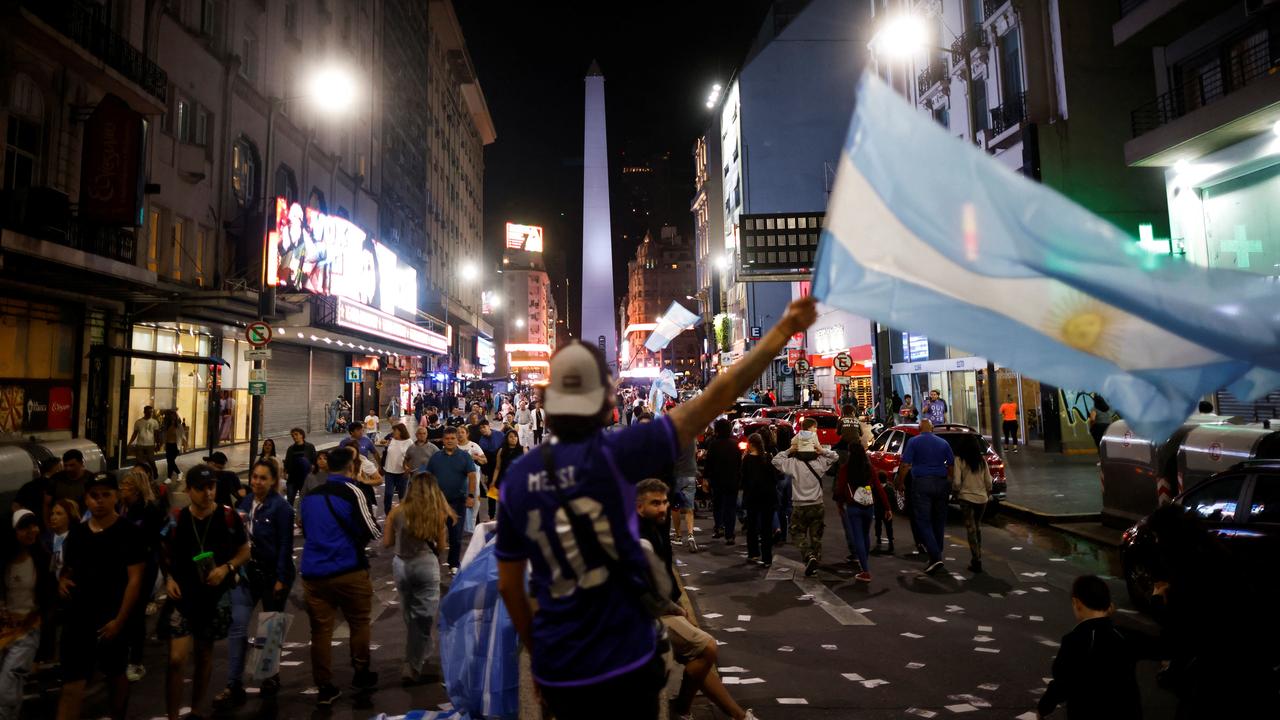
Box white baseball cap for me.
[544,341,611,417]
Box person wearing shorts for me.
[636,479,756,720]
[56,473,146,720]
[671,440,699,552]
[160,467,249,720]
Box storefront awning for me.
[90,346,230,366]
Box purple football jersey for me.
[496,415,679,686]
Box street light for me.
[515,318,526,328]
[714,254,731,271]
[308,65,360,113]
[872,14,930,59]
[460,263,479,282]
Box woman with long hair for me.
[216,460,295,707]
[46,499,78,579]
[740,433,780,568]
[119,468,167,682]
[382,472,455,685]
[0,510,55,718]
[381,423,414,514]
[255,438,284,484]
[488,429,524,518]
[836,432,891,583]
[950,434,992,574]
[161,409,185,480]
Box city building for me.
[867,0,1168,451]
[698,0,874,408]
[1115,0,1280,419]
[691,132,725,384]
[0,0,491,465]
[620,227,700,380]
[502,228,555,385]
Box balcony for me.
[916,58,949,97]
[989,91,1028,137]
[0,187,137,265]
[11,0,167,113]
[1113,0,1228,48]
[983,0,1010,21]
[1126,29,1280,165]
[951,25,988,66]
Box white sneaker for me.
[686,535,698,553]
[743,710,759,720]
[126,664,146,682]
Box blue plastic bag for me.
[438,539,519,719]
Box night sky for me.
[455,0,773,336]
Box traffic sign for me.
[795,359,810,375]
[780,363,793,376]
[249,369,267,382]
[833,352,853,373]
[345,367,364,383]
[245,322,272,347]
[243,348,272,361]
[248,381,267,396]
[835,375,852,385]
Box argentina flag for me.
[812,73,1280,441]
[644,300,701,352]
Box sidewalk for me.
[999,443,1102,518]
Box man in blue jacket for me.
[298,447,382,705]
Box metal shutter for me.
[1216,389,1280,424]
[310,349,348,435]
[263,344,312,441]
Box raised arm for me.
[669,297,816,449]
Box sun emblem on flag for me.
[1044,289,1122,362]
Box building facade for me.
[0,0,491,466]
[501,247,555,385]
[1115,0,1280,419]
[620,226,700,380]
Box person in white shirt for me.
[531,401,546,444]
[772,421,839,577]
[381,423,415,513]
[128,405,161,470]
[364,411,380,442]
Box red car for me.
[788,409,842,446]
[866,423,1008,501]
[732,406,796,439]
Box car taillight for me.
[738,441,748,451]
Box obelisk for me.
[581,60,618,373]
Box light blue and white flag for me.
[812,73,1280,441]
[644,301,701,352]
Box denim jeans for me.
[227,575,290,686]
[911,475,950,563]
[383,472,408,514]
[393,554,441,674]
[0,629,39,719]
[445,497,467,567]
[838,503,857,557]
[844,503,874,572]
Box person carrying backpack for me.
[771,420,839,577]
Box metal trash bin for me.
[0,445,38,506]
[1177,423,1280,497]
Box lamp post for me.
[250,65,359,463]
[871,13,1004,456]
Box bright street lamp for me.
[714,254,731,271]
[308,65,360,114]
[515,318,526,328]
[460,263,479,282]
[872,14,933,59]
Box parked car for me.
[725,400,768,422]
[788,409,842,446]
[1120,459,1280,612]
[866,423,1008,501]
[731,406,796,440]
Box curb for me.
[1049,521,1124,548]
[994,501,1101,525]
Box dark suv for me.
[1120,459,1280,611]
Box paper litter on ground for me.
[821,644,838,650]
[1040,639,1061,647]
[854,607,873,613]
[737,614,752,621]
[987,593,1003,598]
[796,594,814,600]
[906,662,926,669]
[905,708,938,718]
[703,612,723,619]
[1031,586,1050,593]
[738,678,766,685]
[1050,557,1067,562]
[1011,546,1023,551]
[944,703,978,713]
[718,666,748,673]
[776,698,808,705]
[901,632,924,639]
[842,673,864,682]
[977,683,999,691]
[280,661,304,666]
[777,646,794,652]
[1029,615,1044,622]
[861,679,890,688]
[1006,613,1023,619]
[684,586,701,591]
[724,627,746,633]
[973,635,995,643]
[1010,590,1028,596]
[1017,713,1039,720]
[926,616,947,623]
[977,625,992,632]
[948,694,991,708]
[973,647,1000,654]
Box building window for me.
[3,74,44,191]
[932,104,949,128]
[175,97,191,142]
[998,27,1023,109]
[200,0,223,44]
[231,137,258,208]
[274,164,298,203]
[240,31,258,81]
[194,226,208,285]
[171,218,184,280]
[970,76,989,133]
[147,208,161,272]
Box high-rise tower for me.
[581,60,618,372]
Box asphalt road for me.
[26,495,1177,720]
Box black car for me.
[1120,459,1280,611]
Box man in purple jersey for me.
[496,296,817,720]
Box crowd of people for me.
[0,294,1273,719]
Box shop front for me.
[0,298,82,441]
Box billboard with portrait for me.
[505,222,544,253]
[267,198,417,316]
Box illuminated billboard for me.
[267,198,417,316]
[505,222,544,253]
[476,337,496,374]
